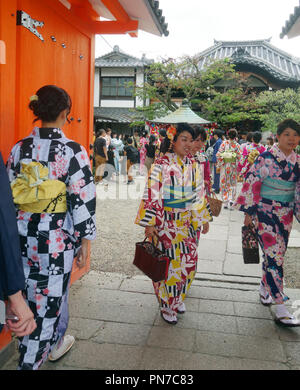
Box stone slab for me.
[197,240,227,262]
[223,252,261,278]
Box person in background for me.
[144,134,156,172]
[216,128,242,209]
[241,132,253,153]
[238,131,266,179]
[7,85,96,369]
[133,130,140,150]
[135,123,210,325]
[139,131,148,175]
[124,137,139,185]
[104,128,112,149]
[266,137,274,151]
[0,152,36,338]
[211,129,223,194]
[94,129,108,185]
[192,127,212,196]
[110,132,124,176]
[156,129,167,160]
[235,119,300,327]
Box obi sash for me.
[11,162,67,213]
[260,177,296,203]
[163,184,195,210]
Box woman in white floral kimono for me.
[7,85,96,369]
[216,129,242,209]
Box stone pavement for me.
[2,203,300,370]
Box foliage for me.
[255,88,300,132]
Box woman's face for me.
[173,131,194,158]
[277,128,300,155]
[192,135,205,153]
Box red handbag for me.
[133,238,170,282]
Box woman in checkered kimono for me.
[7,86,96,370]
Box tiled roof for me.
[94,107,143,123]
[95,45,153,68]
[281,4,300,38]
[144,0,169,37]
[196,39,300,83]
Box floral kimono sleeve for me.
[135,163,164,229]
[234,155,268,215]
[66,143,96,245]
[216,142,225,169]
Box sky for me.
[95,0,300,61]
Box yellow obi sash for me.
[11,162,67,213]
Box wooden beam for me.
[100,0,130,23]
[91,20,138,35]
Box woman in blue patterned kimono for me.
[234,119,300,327]
[7,85,96,369]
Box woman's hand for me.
[145,226,159,239]
[202,223,209,235]
[6,291,37,337]
[76,238,89,269]
[244,213,252,226]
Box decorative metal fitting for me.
[16,10,44,42]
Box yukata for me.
[7,127,96,370]
[139,137,148,175]
[135,152,211,315]
[234,144,300,304]
[216,140,242,205]
[238,142,266,178]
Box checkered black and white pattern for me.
[7,127,96,370]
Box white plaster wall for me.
[94,67,100,107]
[101,67,135,77]
[100,100,135,108]
[135,69,144,107]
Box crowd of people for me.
[1,84,300,370]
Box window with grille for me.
[101,77,134,97]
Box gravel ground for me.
[90,175,146,277]
[90,174,300,287]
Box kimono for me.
[194,151,211,195]
[7,127,96,370]
[238,142,266,178]
[216,140,242,204]
[234,144,300,304]
[139,136,148,174]
[135,152,211,314]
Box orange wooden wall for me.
[0,0,97,351]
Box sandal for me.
[259,293,273,306]
[177,302,186,314]
[275,315,300,327]
[160,310,177,325]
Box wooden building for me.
[281,2,300,39]
[94,45,153,134]
[0,0,168,359]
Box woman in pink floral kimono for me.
[139,131,148,175]
[238,131,266,178]
[216,129,242,209]
[234,119,300,327]
[135,123,211,325]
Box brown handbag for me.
[207,192,223,217]
[133,238,170,282]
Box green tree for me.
[256,88,300,132]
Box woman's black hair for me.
[161,123,195,154]
[214,129,223,139]
[246,132,253,142]
[149,134,156,144]
[29,85,72,123]
[252,131,262,144]
[194,126,207,142]
[228,128,237,140]
[277,119,300,136]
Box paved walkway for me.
[2,194,300,370]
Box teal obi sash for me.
[261,177,296,202]
[163,185,194,209]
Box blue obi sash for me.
[261,177,296,202]
[163,185,195,209]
